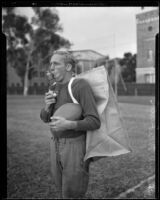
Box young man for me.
[40,51,100,199]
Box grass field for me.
[7,95,155,199]
[117,95,155,105]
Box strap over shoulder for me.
[68,77,79,104]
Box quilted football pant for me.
[50,134,89,199]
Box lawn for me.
[7,95,155,199]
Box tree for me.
[119,52,136,82]
[2,7,72,95]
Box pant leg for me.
[50,137,63,197]
[61,135,90,199]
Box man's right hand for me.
[44,91,56,111]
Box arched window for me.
[40,71,45,77]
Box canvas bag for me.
[68,66,132,162]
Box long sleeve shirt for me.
[40,78,101,138]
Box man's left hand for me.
[49,116,77,131]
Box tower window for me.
[147,50,153,61]
[148,26,153,31]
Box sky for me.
[15,6,158,59]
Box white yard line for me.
[114,174,155,199]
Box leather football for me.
[53,103,82,120]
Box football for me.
[53,103,82,120]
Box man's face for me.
[50,54,67,83]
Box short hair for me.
[52,50,76,72]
